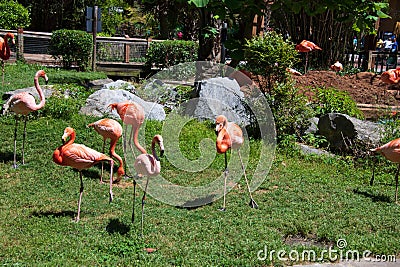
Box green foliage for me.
[38,84,93,120]
[311,87,364,119]
[266,81,314,141]
[244,32,299,93]
[49,30,93,71]
[98,0,128,36]
[0,0,30,29]
[146,40,199,68]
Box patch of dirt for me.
[292,70,400,119]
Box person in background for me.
[376,38,384,51]
[353,36,358,51]
[391,37,398,53]
[384,38,393,52]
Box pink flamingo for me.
[52,127,115,222]
[133,135,164,235]
[3,70,47,168]
[370,138,400,203]
[295,40,322,73]
[330,61,343,72]
[109,101,147,155]
[87,118,124,183]
[0,32,15,85]
[215,115,258,211]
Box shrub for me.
[266,81,314,141]
[311,87,364,119]
[0,1,30,29]
[49,30,93,70]
[244,31,299,94]
[145,40,198,69]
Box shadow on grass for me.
[0,151,15,163]
[176,194,217,210]
[353,188,392,203]
[106,218,130,235]
[30,210,76,219]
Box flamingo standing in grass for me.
[87,118,124,183]
[52,127,115,222]
[215,115,258,211]
[133,135,164,235]
[3,70,47,168]
[370,138,400,203]
[0,32,15,85]
[295,40,322,73]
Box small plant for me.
[266,80,314,142]
[38,84,93,120]
[311,87,364,119]
[145,40,198,69]
[49,29,93,71]
[302,132,328,149]
[244,31,299,94]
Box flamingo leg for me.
[1,60,4,86]
[370,154,376,186]
[109,160,114,203]
[238,150,258,209]
[395,164,400,203]
[141,176,150,236]
[305,52,309,73]
[131,179,137,223]
[219,152,228,211]
[13,115,18,169]
[21,116,27,165]
[100,139,105,184]
[76,171,84,222]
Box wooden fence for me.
[0,29,160,76]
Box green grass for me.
[1,64,400,266]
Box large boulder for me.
[318,113,384,151]
[188,77,250,125]
[80,89,165,121]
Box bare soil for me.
[292,70,400,119]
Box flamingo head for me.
[108,103,118,111]
[215,115,227,134]
[5,33,15,45]
[62,127,75,144]
[36,70,49,85]
[154,135,164,157]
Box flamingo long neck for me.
[2,35,11,59]
[34,74,46,110]
[65,131,76,146]
[151,138,161,161]
[133,125,147,154]
[110,139,124,176]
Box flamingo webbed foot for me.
[249,199,259,209]
[218,207,226,212]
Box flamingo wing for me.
[61,144,110,169]
[8,92,37,115]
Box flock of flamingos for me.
[2,33,400,234]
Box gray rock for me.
[318,113,384,151]
[298,143,335,157]
[103,80,136,93]
[79,89,165,121]
[87,78,114,90]
[188,77,250,125]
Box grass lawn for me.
[0,63,399,266]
